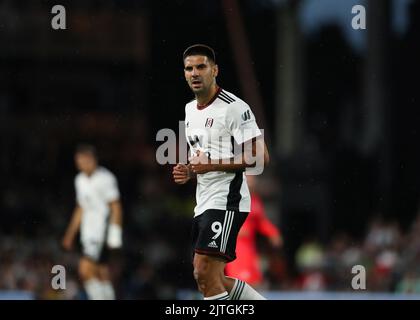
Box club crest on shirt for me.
[205,118,214,128]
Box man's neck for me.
[196,85,219,106]
[84,166,97,177]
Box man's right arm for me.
[255,199,282,249]
[62,205,82,250]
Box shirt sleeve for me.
[226,101,262,145]
[101,172,120,203]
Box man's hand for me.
[107,223,123,249]
[61,234,74,251]
[173,163,191,184]
[189,151,215,174]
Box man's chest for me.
[185,109,230,145]
[78,179,103,201]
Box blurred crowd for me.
[263,212,420,294]
[2,198,420,299]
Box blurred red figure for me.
[225,175,282,286]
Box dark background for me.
[0,0,419,299]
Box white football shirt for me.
[185,88,262,217]
[75,166,120,243]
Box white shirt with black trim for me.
[75,166,120,243]
[185,88,262,217]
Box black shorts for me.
[191,209,248,262]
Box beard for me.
[189,83,208,95]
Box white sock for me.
[84,278,105,300]
[229,278,266,300]
[204,291,230,300]
[101,280,115,300]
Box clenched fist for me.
[173,163,191,184]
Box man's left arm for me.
[103,174,122,249]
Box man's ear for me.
[213,64,219,78]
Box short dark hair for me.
[75,144,97,158]
[183,44,216,64]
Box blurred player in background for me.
[62,144,123,300]
[173,44,269,300]
[225,175,282,287]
